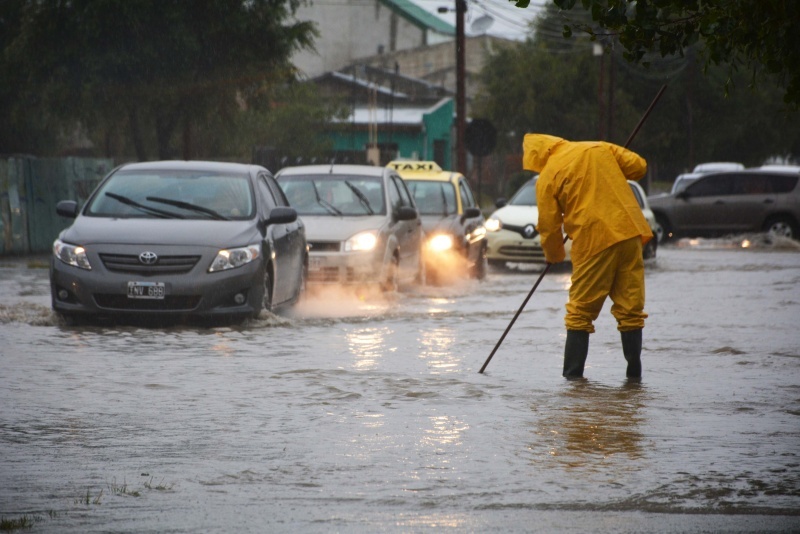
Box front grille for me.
[503,224,538,239]
[94,294,202,311]
[498,245,545,260]
[308,241,341,253]
[100,254,200,275]
[309,267,340,283]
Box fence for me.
[0,157,114,255]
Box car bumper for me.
[485,229,548,263]
[50,252,265,318]
[307,251,385,285]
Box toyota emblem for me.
[523,224,536,239]
[139,251,158,265]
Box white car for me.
[485,178,656,267]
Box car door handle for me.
[763,199,774,204]
[714,200,725,205]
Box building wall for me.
[292,0,451,78]
[359,35,515,105]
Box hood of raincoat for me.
[522,134,566,173]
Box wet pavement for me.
[1,235,799,533]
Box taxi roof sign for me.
[387,160,443,173]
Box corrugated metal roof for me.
[380,0,455,36]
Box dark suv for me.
[648,167,800,241]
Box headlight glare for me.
[53,239,92,270]
[427,234,454,252]
[209,243,261,272]
[484,218,502,232]
[345,230,378,252]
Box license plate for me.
[309,256,324,271]
[127,281,166,299]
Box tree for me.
[474,4,800,191]
[510,0,800,107]
[4,0,317,160]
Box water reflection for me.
[422,415,468,450]
[418,326,459,373]
[532,381,648,471]
[346,326,390,370]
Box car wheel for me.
[297,255,308,301]
[488,259,507,271]
[58,312,87,326]
[260,264,273,316]
[381,255,399,293]
[643,238,657,260]
[654,214,672,242]
[763,216,798,240]
[471,243,488,280]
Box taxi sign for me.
[387,160,443,173]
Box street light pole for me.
[455,0,466,174]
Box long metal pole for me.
[478,83,667,374]
[455,0,467,174]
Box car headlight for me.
[427,234,454,252]
[344,230,378,252]
[484,218,502,232]
[53,239,92,270]
[209,243,261,272]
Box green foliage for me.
[2,0,320,159]
[475,4,800,183]
[519,0,800,107]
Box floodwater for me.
[1,235,799,533]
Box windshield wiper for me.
[146,196,229,220]
[310,181,342,216]
[105,192,184,219]
[344,181,374,214]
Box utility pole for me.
[455,0,466,174]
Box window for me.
[685,174,735,197]
[392,176,413,207]
[459,179,477,208]
[263,174,289,206]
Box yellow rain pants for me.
[566,236,647,333]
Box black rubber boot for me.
[563,330,590,378]
[621,329,643,378]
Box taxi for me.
[388,160,487,284]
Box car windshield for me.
[405,180,457,215]
[509,180,537,206]
[279,175,385,216]
[86,170,255,220]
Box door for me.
[457,176,485,260]
[258,174,303,304]
[390,175,422,281]
[674,174,739,235]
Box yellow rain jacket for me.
[523,134,653,266]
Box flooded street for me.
[1,238,799,533]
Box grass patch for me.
[143,477,174,491]
[75,487,103,505]
[108,478,140,497]
[0,514,43,531]
[26,259,50,269]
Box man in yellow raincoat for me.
[522,134,653,379]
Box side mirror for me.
[267,206,297,225]
[396,206,418,221]
[495,198,507,208]
[463,207,482,219]
[56,200,79,218]
[676,191,690,201]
